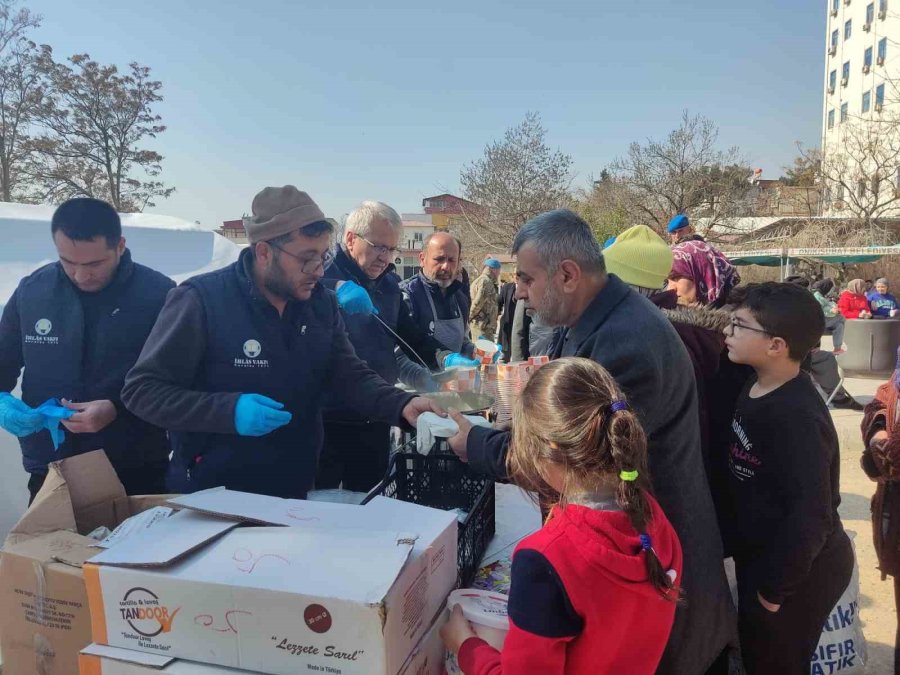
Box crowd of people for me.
[0,193,884,674]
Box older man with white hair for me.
[317,201,469,491]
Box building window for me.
[863,89,872,111]
[878,37,887,63]
[867,2,875,22]
[859,179,867,198]
[829,69,837,91]
[832,29,839,49]
[842,60,851,83]
[865,46,873,67]
[841,102,849,122]
[880,0,888,16]
[834,0,841,10]
[837,183,845,201]
[895,167,900,189]
[845,19,853,39]
[828,109,836,128]
[876,83,885,107]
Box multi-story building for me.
[422,194,485,230]
[217,218,249,245]
[822,0,900,216]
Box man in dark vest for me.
[318,201,473,491]
[401,232,475,356]
[122,186,443,499]
[0,198,174,502]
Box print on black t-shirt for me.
[729,415,761,482]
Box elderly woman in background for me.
[812,278,846,353]
[868,277,899,318]
[839,279,873,319]
[667,239,741,308]
[861,351,900,673]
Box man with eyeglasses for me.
[317,201,471,491]
[122,186,443,498]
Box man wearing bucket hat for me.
[469,258,502,341]
[122,186,443,498]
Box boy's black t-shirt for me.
[724,372,846,603]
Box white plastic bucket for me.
[447,588,510,650]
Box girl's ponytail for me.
[606,402,681,603]
[507,357,682,603]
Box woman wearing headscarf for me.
[867,277,899,318]
[861,351,900,673]
[838,279,873,319]
[667,239,741,308]
[812,278,846,352]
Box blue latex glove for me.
[234,394,292,437]
[336,281,378,316]
[0,393,43,437]
[34,398,75,450]
[492,344,503,363]
[443,353,481,368]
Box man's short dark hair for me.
[784,275,809,288]
[739,282,825,361]
[512,209,605,275]
[51,198,122,248]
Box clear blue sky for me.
[30,0,825,228]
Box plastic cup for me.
[474,339,499,360]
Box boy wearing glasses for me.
[722,282,853,674]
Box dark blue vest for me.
[322,249,402,422]
[16,251,174,473]
[401,273,470,340]
[167,250,338,498]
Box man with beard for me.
[122,186,442,498]
[446,209,737,675]
[401,231,477,357]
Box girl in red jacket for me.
[838,278,873,319]
[441,357,683,675]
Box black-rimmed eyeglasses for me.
[267,242,334,274]
[727,318,771,337]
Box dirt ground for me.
[838,372,895,675]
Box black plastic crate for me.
[363,450,496,588]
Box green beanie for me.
[603,225,673,290]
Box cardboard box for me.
[79,643,252,674]
[397,609,449,675]
[85,489,458,675]
[0,450,175,675]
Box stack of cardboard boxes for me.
[1,451,456,675]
